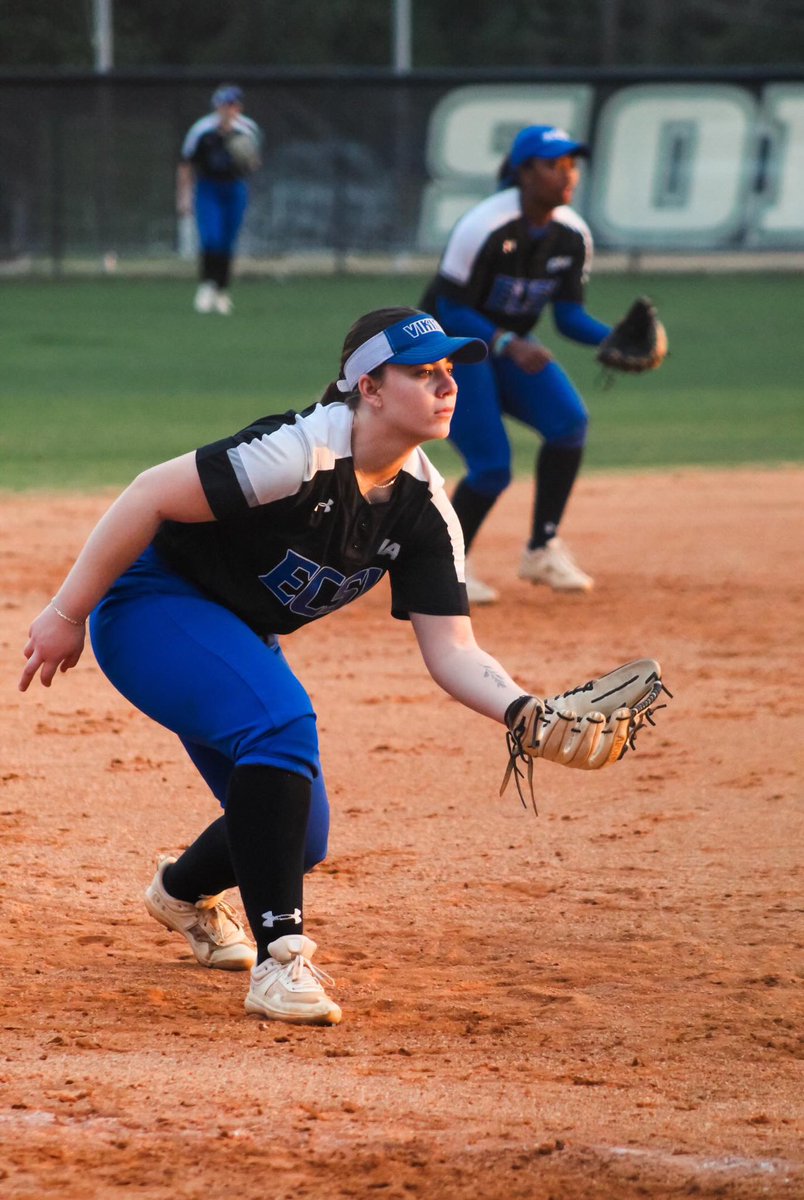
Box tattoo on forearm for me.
[483,665,508,688]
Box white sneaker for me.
[214,290,233,315]
[193,282,217,313]
[519,538,593,592]
[144,858,256,971]
[245,934,342,1026]
[464,559,499,605]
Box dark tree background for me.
[0,0,802,70]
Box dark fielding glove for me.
[502,659,671,812]
[596,297,668,373]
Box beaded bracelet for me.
[50,599,84,626]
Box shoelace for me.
[276,953,335,990]
[195,898,245,945]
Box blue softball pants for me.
[89,547,329,872]
[195,177,249,255]
[449,356,589,497]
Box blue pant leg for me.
[181,738,329,872]
[448,358,513,497]
[177,635,329,869]
[220,180,249,254]
[496,358,589,447]
[90,585,319,781]
[195,179,247,255]
[194,179,226,254]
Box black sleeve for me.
[386,499,469,620]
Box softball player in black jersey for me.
[422,124,613,604]
[177,84,262,316]
[21,304,588,1027]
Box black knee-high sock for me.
[203,252,231,289]
[451,479,499,553]
[216,253,232,289]
[200,250,216,283]
[530,444,584,550]
[162,816,236,902]
[224,764,312,963]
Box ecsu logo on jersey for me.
[259,550,383,618]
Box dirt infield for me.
[2,468,802,1200]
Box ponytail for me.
[319,379,358,408]
[497,154,518,189]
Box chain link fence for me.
[2,68,802,275]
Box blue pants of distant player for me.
[195,177,249,255]
[449,356,589,496]
[89,547,329,872]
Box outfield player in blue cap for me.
[177,84,262,315]
[422,124,613,603]
[21,306,572,1026]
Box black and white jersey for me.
[180,113,261,181]
[153,402,469,637]
[422,188,594,337]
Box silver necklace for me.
[357,469,398,491]
[370,474,398,490]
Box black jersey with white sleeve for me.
[181,113,261,182]
[152,402,469,636]
[422,189,594,337]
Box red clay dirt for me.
[1,467,802,1200]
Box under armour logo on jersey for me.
[378,538,401,560]
[546,255,572,272]
[262,908,302,929]
[314,498,334,513]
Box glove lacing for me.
[501,699,553,816]
[621,680,673,755]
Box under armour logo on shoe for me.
[314,499,334,513]
[261,908,302,928]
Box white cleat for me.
[464,559,499,605]
[144,858,256,971]
[518,538,593,592]
[214,290,233,315]
[193,282,217,313]
[245,934,342,1026]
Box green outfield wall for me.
[2,66,802,273]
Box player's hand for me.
[19,605,86,692]
[506,338,553,374]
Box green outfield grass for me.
[0,273,801,489]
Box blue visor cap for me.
[509,125,589,168]
[336,315,487,393]
[212,85,244,108]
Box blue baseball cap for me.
[508,125,589,168]
[336,314,487,393]
[212,84,244,108]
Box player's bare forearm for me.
[49,454,209,621]
[410,612,524,722]
[19,454,212,691]
[176,162,193,214]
